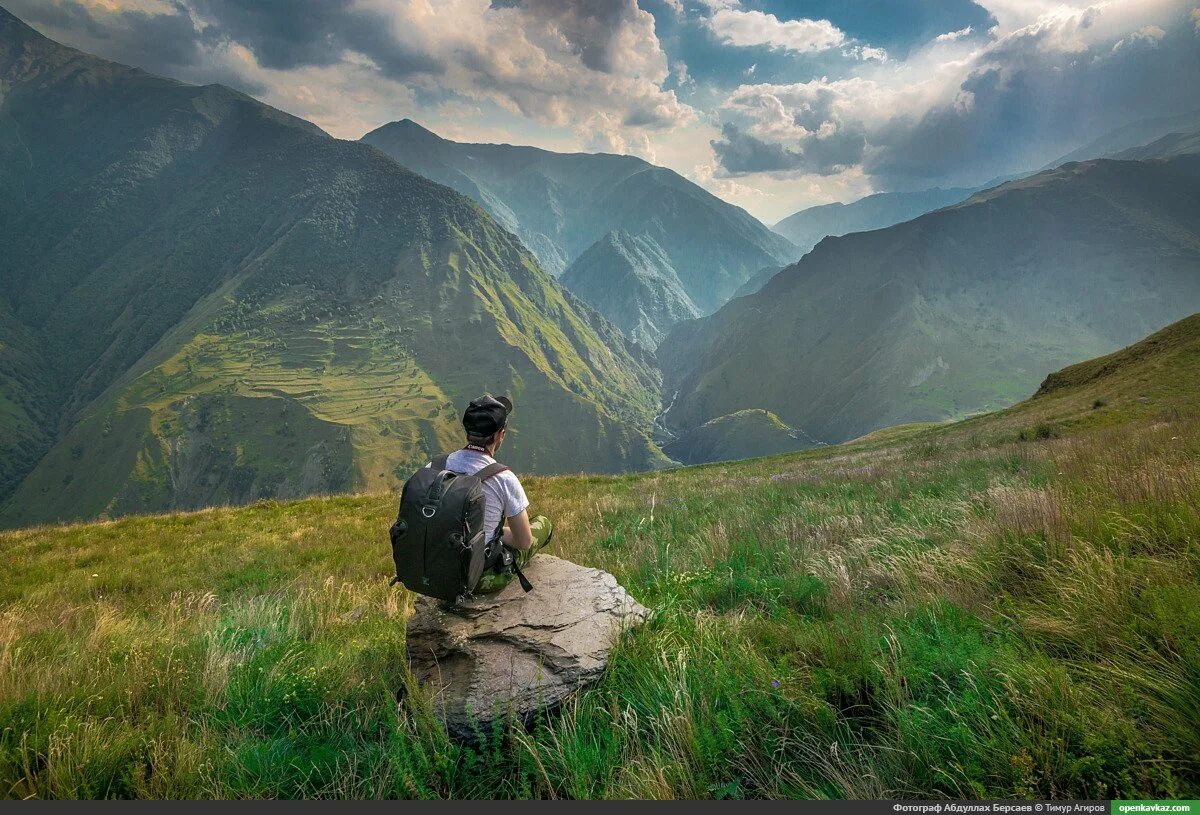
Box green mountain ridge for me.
[658,155,1200,444]
[360,119,797,314]
[1036,312,1200,398]
[0,6,668,528]
[559,230,700,350]
[773,107,1200,260]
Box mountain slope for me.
[661,408,817,465]
[559,231,699,350]
[360,119,797,313]
[659,156,1200,444]
[0,294,51,501]
[0,7,667,528]
[986,311,1200,434]
[730,265,784,300]
[1111,127,1200,161]
[772,186,978,255]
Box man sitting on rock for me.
[446,394,553,593]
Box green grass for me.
[663,408,814,464]
[2,317,1199,798]
[1,401,1197,798]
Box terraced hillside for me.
[0,8,666,528]
[0,315,1196,799]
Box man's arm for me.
[501,509,534,550]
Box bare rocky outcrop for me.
[405,555,649,740]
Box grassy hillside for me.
[0,8,668,527]
[1,316,1197,799]
[360,119,797,313]
[951,312,1200,441]
[659,155,1200,445]
[662,408,817,465]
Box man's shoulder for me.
[485,465,524,495]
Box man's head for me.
[462,394,513,452]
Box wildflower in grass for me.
[771,679,781,689]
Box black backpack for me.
[389,453,531,603]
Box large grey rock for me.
[405,555,649,739]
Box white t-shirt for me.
[429,449,529,542]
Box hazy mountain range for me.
[360,119,798,319]
[0,7,668,527]
[766,110,1200,277]
[559,231,699,350]
[772,186,982,256]
[659,151,1200,444]
[1045,108,1200,168]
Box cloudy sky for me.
[12,0,1200,222]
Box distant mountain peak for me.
[363,118,446,144]
[361,124,797,300]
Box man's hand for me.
[501,509,534,551]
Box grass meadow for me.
[1,399,1198,798]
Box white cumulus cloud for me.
[707,8,846,53]
[935,26,975,42]
[710,0,1200,193]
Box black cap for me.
[462,394,512,437]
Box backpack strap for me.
[475,462,513,544]
[431,453,451,472]
[475,462,510,482]
[510,557,534,593]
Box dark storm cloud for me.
[8,0,204,76]
[712,121,864,175]
[517,0,650,73]
[188,0,442,77]
[711,123,806,172]
[8,0,442,85]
